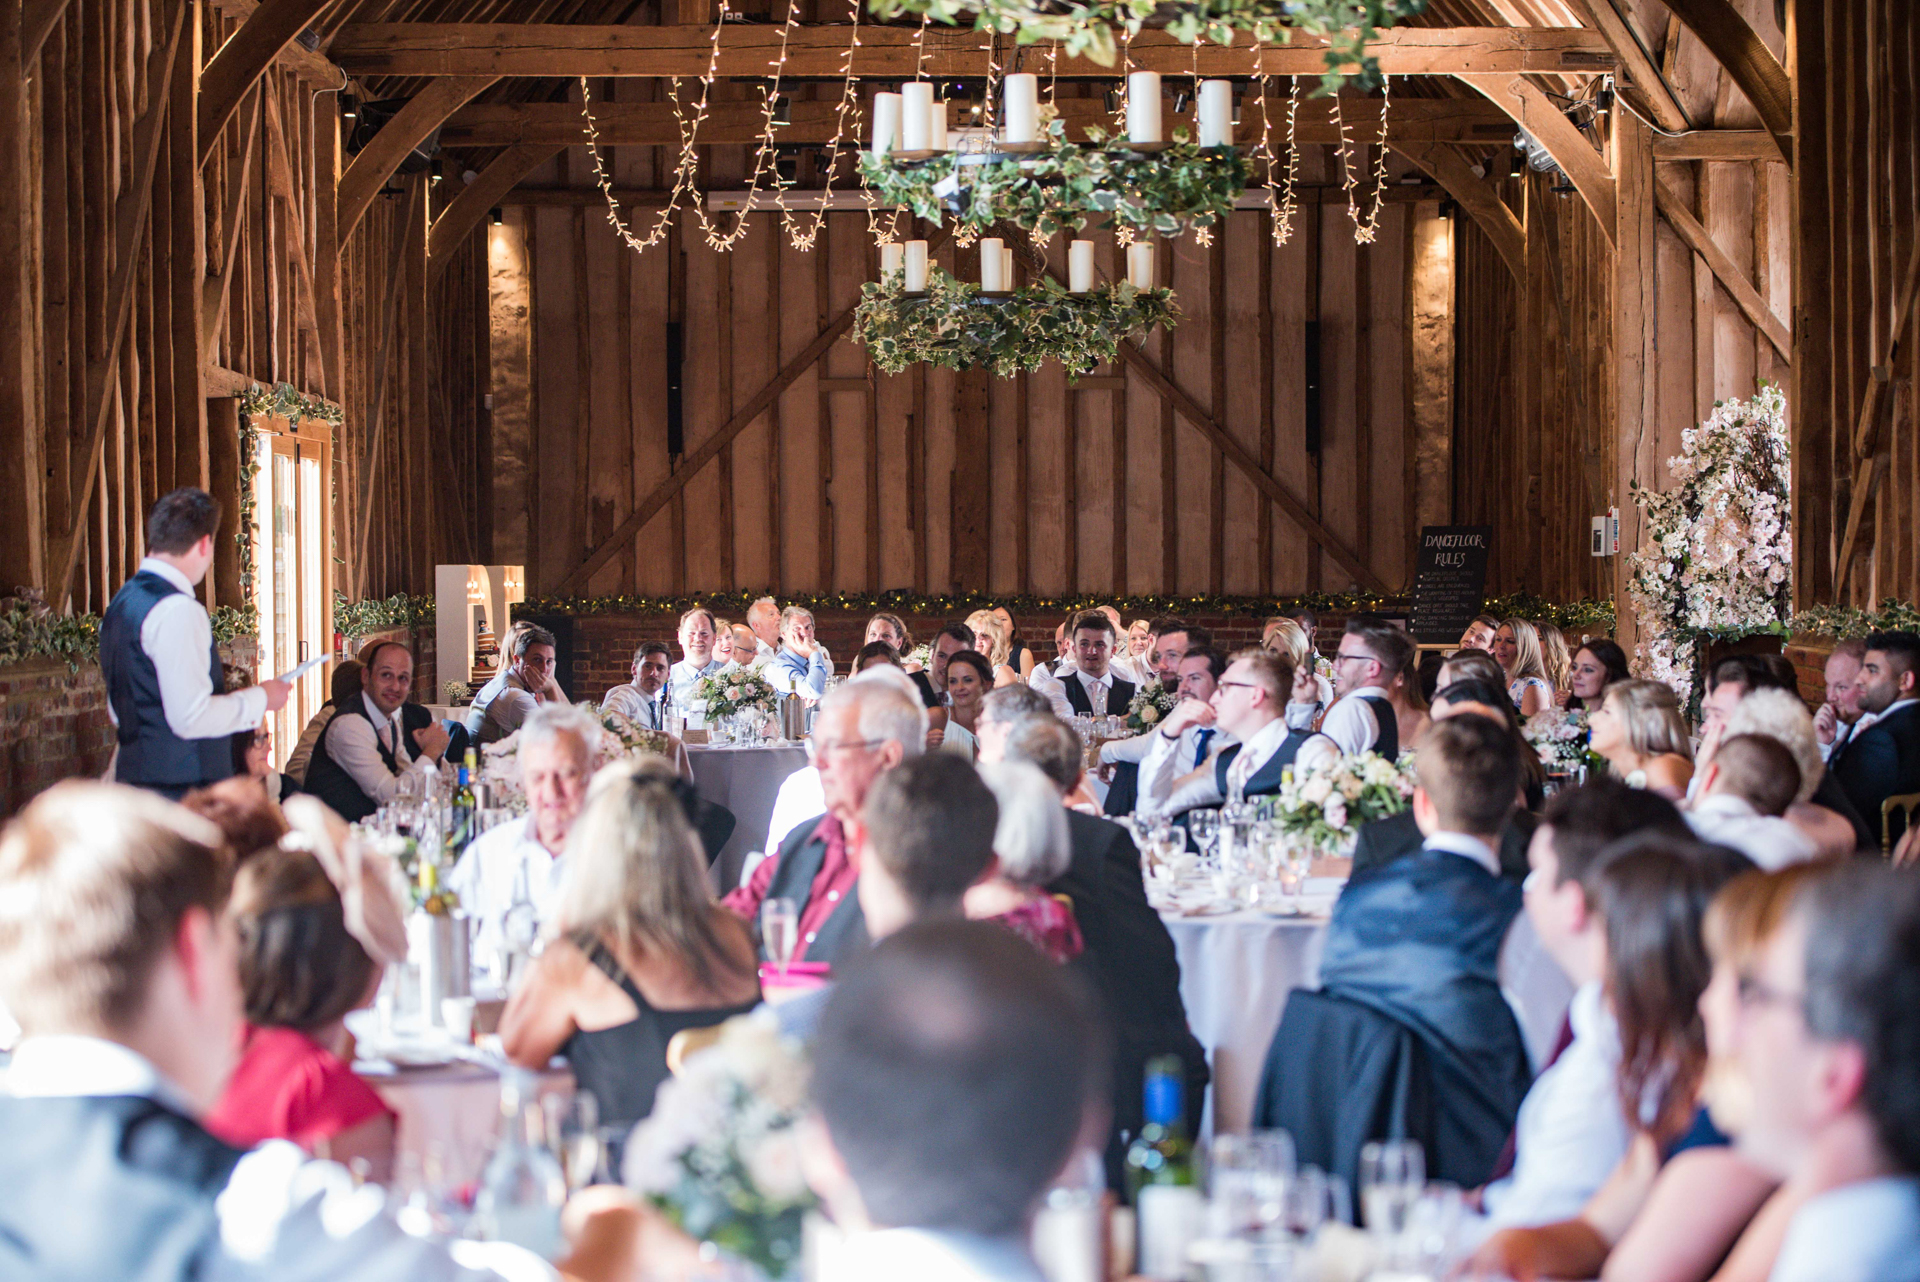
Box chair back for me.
[665,1024,724,1076]
[1884,793,1920,854]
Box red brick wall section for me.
[346,627,439,704]
[0,637,260,818]
[558,608,1359,705]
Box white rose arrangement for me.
[1524,706,1603,775]
[696,666,780,722]
[1124,679,1179,735]
[1273,750,1417,852]
[622,1012,815,1280]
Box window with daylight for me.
[248,423,333,767]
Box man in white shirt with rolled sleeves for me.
[99,488,290,799]
[1101,647,1235,815]
[302,641,449,823]
[600,641,673,730]
[1287,614,1412,777]
[668,607,728,725]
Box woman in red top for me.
[205,847,395,1178]
[967,760,1083,964]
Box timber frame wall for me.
[0,0,1913,641]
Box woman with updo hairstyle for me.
[204,848,395,1178]
[1589,679,1695,801]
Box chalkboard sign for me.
[1409,526,1493,644]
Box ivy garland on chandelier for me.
[853,267,1178,375]
[860,121,1248,238]
[866,0,1429,89]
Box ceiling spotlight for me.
[1104,87,1120,113]
[490,207,504,226]
[1550,172,1577,197]
[1513,129,1556,173]
[341,93,358,120]
[1438,200,1457,220]
[430,160,445,182]
[772,95,792,126]
[1173,90,1191,115]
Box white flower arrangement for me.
[696,666,780,722]
[1628,384,1792,708]
[623,1012,815,1279]
[479,703,673,806]
[1272,750,1416,852]
[1124,679,1179,734]
[1524,706,1603,775]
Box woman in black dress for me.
[501,757,761,1131]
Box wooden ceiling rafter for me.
[197,0,342,163]
[324,23,1618,78]
[336,74,501,242]
[1458,70,1615,244]
[425,140,563,279]
[21,0,74,65]
[1560,0,1690,131]
[1659,0,1791,162]
[1389,140,1526,279]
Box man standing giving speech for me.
[100,488,289,799]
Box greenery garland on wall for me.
[1792,600,1920,640]
[865,0,1428,89]
[335,591,437,641]
[234,383,342,628]
[854,268,1178,375]
[0,602,256,671]
[860,124,1248,238]
[514,588,1619,635]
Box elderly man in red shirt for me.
[722,674,929,965]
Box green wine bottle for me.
[449,753,477,854]
[1126,1055,1202,1279]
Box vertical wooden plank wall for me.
[493,147,1426,601]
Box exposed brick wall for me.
[552,608,1359,705]
[0,637,259,818]
[346,627,438,704]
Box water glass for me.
[1359,1139,1425,1240]
[1188,810,1221,859]
[762,897,799,975]
[1281,1165,1346,1241]
[548,1091,606,1192]
[1206,1132,1296,1242]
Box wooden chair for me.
[665,1024,724,1077]
[1884,793,1920,855]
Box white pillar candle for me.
[871,91,902,157]
[901,82,934,151]
[980,238,1005,291]
[904,239,928,292]
[931,100,948,151]
[1002,247,1015,290]
[880,242,903,280]
[1004,73,1040,143]
[1068,239,1095,293]
[1198,79,1232,148]
[1127,71,1162,144]
[1127,241,1155,289]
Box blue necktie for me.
[1193,727,1215,769]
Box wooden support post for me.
[0,0,43,591]
[1613,106,1657,658]
[196,0,337,163]
[203,87,264,366]
[170,1,209,494]
[951,369,992,591]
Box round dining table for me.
[687,742,810,891]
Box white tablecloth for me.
[1164,905,1576,1139]
[358,1058,573,1187]
[688,743,810,890]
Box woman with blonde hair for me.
[1590,679,1695,800]
[1493,617,1556,717]
[1265,616,1333,708]
[501,757,760,1133]
[963,609,1021,687]
[1538,624,1574,696]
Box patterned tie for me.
[1193,727,1215,769]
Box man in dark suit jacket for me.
[1834,631,1920,848]
[998,712,1208,1188]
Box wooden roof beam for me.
[1389,140,1526,280]
[1661,0,1791,163]
[1652,175,1789,360]
[328,24,1616,79]
[1458,72,1615,246]
[1560,0,1691,132]
[437,96,1520,148]
[425,141,563,281]
[197,0,338,164]
[336,75,500,244]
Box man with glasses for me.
[1099,647,1232,816]
[1137,649,1311,817]
[1734,863,1920,1281]
[722,674,928,966]
[1288,615,1412,776]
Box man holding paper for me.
[100,488,290,799]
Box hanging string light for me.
[784,8,867,251]
[1333,74,1393,244]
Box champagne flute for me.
[762,897,799,979]
[1359,1139,1425,1248]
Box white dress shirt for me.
[1770,1177,1920,1282]
[1822,716,1861,763]
[764,766,828,863]
[3,1035,548,1282]
[1419,830,1503,877]
[1027,663,1075,720]
[108,557,267,742]
[1686,792,1819,870]
[1063,668,1119,716]
[1140,716,1292,817]
[1475,981,1629,1235]
[599,682,666,730]
[447,814,568,967]
[668,657,728,723]
[831,1228,1047,1282]
[321,693,437,808]
[479,671,541,745]
[1288,684,1389,754]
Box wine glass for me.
[1187,810,1220,860]
[761,897,799,978]
[1359,1139,1425,1244]
[550,1091,605,1192]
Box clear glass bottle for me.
[472,1068,567,1258]
[1126,1056,1202,1281]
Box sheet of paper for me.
[273,654,331,684]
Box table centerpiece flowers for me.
[1271,750,1416,856]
